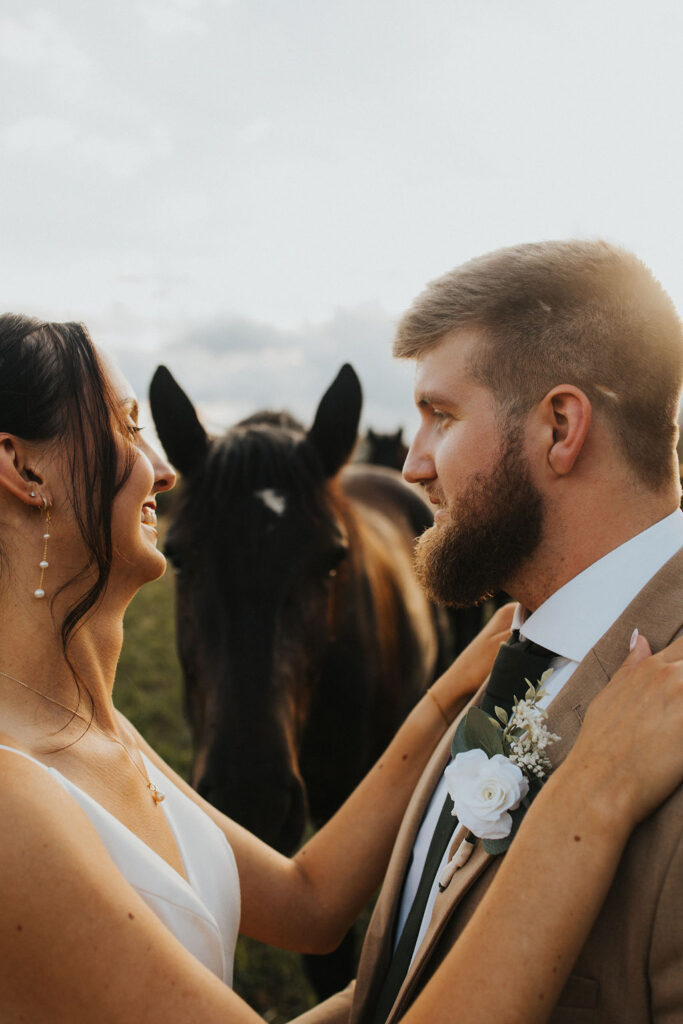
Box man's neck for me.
[506,495,680,613]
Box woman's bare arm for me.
[139,604,514,952]
[2,634,682,1024]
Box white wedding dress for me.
[0,744,240,984]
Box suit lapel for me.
[351,686,489,1023]
[546,546,683,769]
[384,547,683,1023]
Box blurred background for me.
[3,1,682,1017]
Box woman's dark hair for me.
[0,314,135,706]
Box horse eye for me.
[326,544,348,577]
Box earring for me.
[34,497,51,600]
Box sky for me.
[2,0,683,442]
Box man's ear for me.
[0,436,46,506]
[540,386,592,476]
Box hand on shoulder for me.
[562,632,683,830]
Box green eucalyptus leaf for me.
[494,706,508,725]
[451,707,506,758]
[464,707,506,757]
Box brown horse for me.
[149,364,453,993]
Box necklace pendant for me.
[148,782,166,805]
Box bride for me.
[0,313,682,1024]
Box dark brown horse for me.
[149,364,453,993]
[355,427,409,470]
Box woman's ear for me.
[0,435,46,506]
[541,386,592,476]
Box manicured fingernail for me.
[629,628,639,651]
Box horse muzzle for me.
[197,771,308,855]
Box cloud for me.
[1,115,171,179]
[0,11,92,73]
[1,116,78,152]
[235,118,273,147]
[109,302,416,440]
[142,1,209,36]
[177,315,288,354]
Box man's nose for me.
[403,434,435,485]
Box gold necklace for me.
[0,668,166,805]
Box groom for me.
[302,239,683,1023]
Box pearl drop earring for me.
[34,497,51,600]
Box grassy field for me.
[117,569,318,1021]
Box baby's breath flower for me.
[504,690,560,780]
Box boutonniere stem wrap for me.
[439,833,476,890]
[442,670,559,865]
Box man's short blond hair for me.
[395,240,683,492]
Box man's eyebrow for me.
[415,391,456,409]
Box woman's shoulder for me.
[0,734,52,781]
[0,731,245,1023]
[0,738,89,835]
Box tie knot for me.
[509,629,556,661]
[480,631,557,718]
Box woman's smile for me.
[141,501,158,532]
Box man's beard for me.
[414,433,544,608]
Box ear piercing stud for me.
[34,496,51,600]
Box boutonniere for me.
[439,671,559,887]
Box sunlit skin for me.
[404,331,505,522]
[0,342,534,1021]
[103,357,177,596]
[403,328,680,611]
[0,339,681,1023]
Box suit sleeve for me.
[289,981,355,1024]
[650,823,683,1022]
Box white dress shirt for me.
[395,508,683,964]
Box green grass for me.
[117,569,317,1021]
[116,571,192,776]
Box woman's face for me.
[105,358,176,591]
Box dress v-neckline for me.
[54,753,191,886]
[0,741,238,984]
[0,743,191,888]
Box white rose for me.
[444,749,530,841]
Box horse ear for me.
[307,364,362,478]
[149,365,209,475]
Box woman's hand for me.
[431,602,515,719]
[563,632,683,830]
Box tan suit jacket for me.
[298,548,683,1024]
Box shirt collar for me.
[512,509,683,664]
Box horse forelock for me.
[167,416,344,565]
[207,419,321,496]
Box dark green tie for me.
[479,630,556,717]
[365,630,556,1024]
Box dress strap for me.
[0,743,51,771]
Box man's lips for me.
[427,491,447,509]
